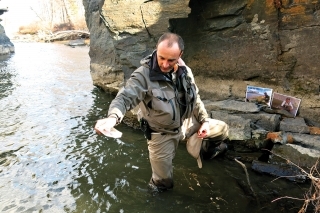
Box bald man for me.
[95,32,229,192]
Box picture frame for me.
[246,85,273,107]
[270,92,301,117]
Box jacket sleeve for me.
[186,66,209,124]
[108,67,148,123]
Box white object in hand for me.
[96,125,122,138]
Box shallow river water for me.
[0,43,312,213]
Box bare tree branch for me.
[234,158,260,206]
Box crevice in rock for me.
[140,0,153,38]
[281,24,320,31]
[273,0,283,58]
[206,14,240,20]
[243,75,260,81]
[99,11,117,36]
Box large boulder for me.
[0,8,14,55]
[82,0,320,123]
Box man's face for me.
[156,40,182,73]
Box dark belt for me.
[151,128,179,135]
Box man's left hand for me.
[197,121,210,138]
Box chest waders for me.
[147,68,196,193]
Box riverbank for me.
[9,33,90,46]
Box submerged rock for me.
[66,39,86,47]
[251,160,306,183]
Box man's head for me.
[286,97,290,102]
[156,33,184,73]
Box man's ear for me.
[179,51,183,57]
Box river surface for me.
[0,43,311,213]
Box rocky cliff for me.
[0,8,14,55]
[83,0,320,123]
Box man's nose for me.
[163,61,169,68]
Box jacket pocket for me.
[148,88,178,126]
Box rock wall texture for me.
[83,0,320,123]
[0,9,14,55]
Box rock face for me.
[82,0,320,122]
[0,8,14,55]
[205,100,320,170]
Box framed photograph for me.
[246,85,273,107]
[271,92,301,117]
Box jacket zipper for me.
[168,99,175,121]
[156,96,176,121]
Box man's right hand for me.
[94,117,117,135]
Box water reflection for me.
[0,43,311,213]
[66,87,150,212]
[0,43,94,212]
[0,55,16,100]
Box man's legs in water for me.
[147,133,180,192]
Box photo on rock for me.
[271,92,301,117]
[245,86,273,107]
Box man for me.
[95,32,229,192]
[264,92,270,103]
[281,97,293,112]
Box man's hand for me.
[197,121,210,139]
[94,117,117,135]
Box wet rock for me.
[280,117,309,134]
[272,143,320,168]
[259,132,320,168]
[251,160,306,182]
[66,39,86,47]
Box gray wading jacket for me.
[108,51,209,134]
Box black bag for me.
[140,118,152,140]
